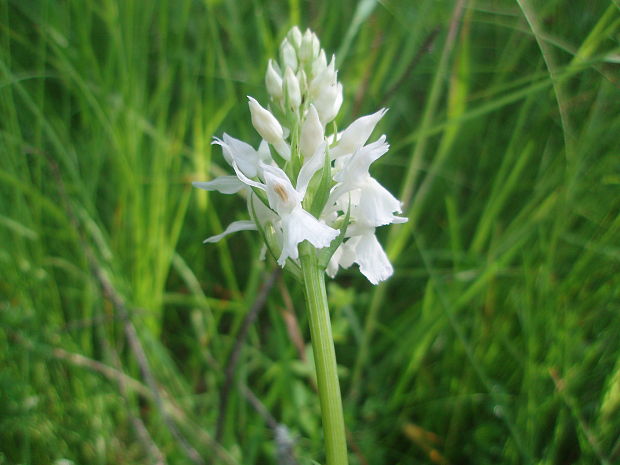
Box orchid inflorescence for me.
[194,26,406,284]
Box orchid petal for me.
[230,159,266,191]
[296,141,326,197]
[278,207,338,265]
[358,178,403,226]
[192,176,244,194]
[333,136,389,182]
[331,108,388,158]
[355,233,393,284]
[203,220,257,243]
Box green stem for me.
[299,241,349,465]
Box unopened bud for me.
[287,26,302,49]
[310,55,337,99]
[265,60,283,100]
[296,69,308,96]
[311,50,327,78]
[311,34,320,58]
[284,67,301,111]
[300,104,324,158]
[280,39,298,72]
[314,82,343,125]
[299,29,316,63]
[248,96,284,144]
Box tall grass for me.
[1,1,619,464]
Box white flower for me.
[327,224,393,285]
[194,27,406,284]
[196,134,337,267]
[192,134,271,195]
[262,163,338,265]
[330,136,406,227]
[212,133,271,178]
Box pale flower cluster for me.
[194,27,406,284]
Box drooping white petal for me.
[331,109,388,158]
[354,232,393,284]
[278,207,338,265]
[300,104,324,159]
[296,141,326,197]
[357,177,403,226]
[192,176,244,194]
[338,237,358,269]
[204,220,257,243]
[325,237,359,277]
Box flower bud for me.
[248,96,283,144]
[314,82,343,125]
[300,104,324,158]
[265,59,283,100]
[311,34,320,58]
[299,29,316,63]
[310,55,337,99]
[311,50,327,79]
[284,67,301,111]
[287,26,302,49]
[296,69,308,96]
[280,39,298,72]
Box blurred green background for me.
[1,0,620,464]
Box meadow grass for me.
[1,1,619,464]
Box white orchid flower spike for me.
[193,27,406,284]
